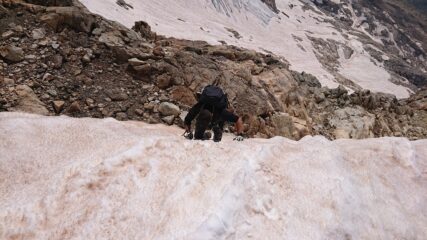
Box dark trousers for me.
[195,109,223,142]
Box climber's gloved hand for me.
[233,133,244,141]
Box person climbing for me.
[184,85,244,142]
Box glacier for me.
[0,112,426,239]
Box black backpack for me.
[199,85,228,111]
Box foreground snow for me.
[0,112,426,239]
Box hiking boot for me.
[203,131,212,140]
[194,109,212,140]
[212,125,223,142]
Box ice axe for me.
[182,130,193,140]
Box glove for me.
[233,134,244,141]
[184,131,193,140]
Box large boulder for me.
[132,21,155,40]
[10,85,49,115]
[159,102,180,117]
[170,86,197,106]
[328,107,375,139]
[99,31,125,48]
[270,112,294,138]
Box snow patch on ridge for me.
[0,112,426,239]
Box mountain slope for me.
[1,0,426,140]
[80,0,427,98]
[0,112,426,239]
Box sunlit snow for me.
[1,112,426,239]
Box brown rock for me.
[211,49,236,60]
[156,74,171,89]
[1,77,15,86]
[10,85,49,115]
[144,102,155,110]
[52,100,65,113]
[170,86,196,106]
[132,21,155,40]
[106,90,128,101]
[50,54,63,69]
[68,101,81,113]
[153,47,165,57]
[133,64,156,77]
[113,47,152,63]
[135,109,144,116]
[116,112,128,121]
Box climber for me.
[184,85,244,142]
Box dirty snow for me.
[80,0,411,98]
[1,112,426,239]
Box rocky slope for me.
[0,0,426,140]
[81,0,427,98]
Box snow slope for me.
[80,0,412,98]
[1,112,426,239]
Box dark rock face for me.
[0,0,426,141]
[260,0,279,13]
[306,0,427,90]
[407,0,427,13]
[311,0,340,14]
[23,0,72,6]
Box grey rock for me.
[1,30,14,39]
[25,55,37,61]
[92,28,104,35]
[85,98,95,105]
[47,89,58,97]
[158,102,180,116]
[51,42,60,49]
[162,115,175,125]
[0,45,24,63]
[179,111,188,122]
[42,73,54,81]
[106,90,128,101]
[116,112,128,120]
[328,107,375,139]
[32,28,46,40]
[128,58,145,67]
[99,32,125,47]
[82,54,91,63]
